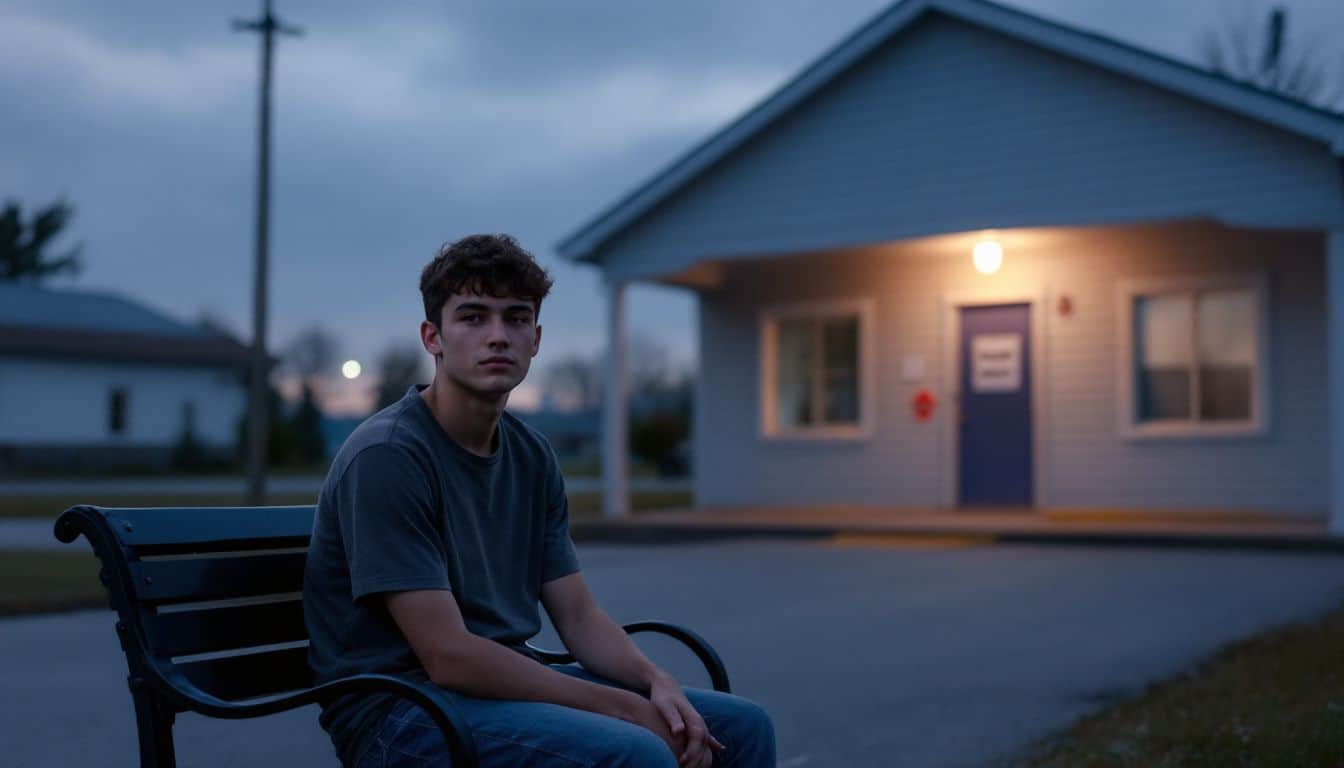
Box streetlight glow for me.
[342,360,362,379]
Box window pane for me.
[822,317,858,370]
[821,316,859,424]
[1135,294,1192,421]
[1199,366,1251,421]
[823,371,859,423]
[775,318,814,428]
[1198,290,1255,421]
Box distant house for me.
[0,283,252,472]
[559,0,1344,529]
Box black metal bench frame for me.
[55,504,732,768]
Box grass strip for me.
[1020,601,1344,767]
[0,490,690,521]
[0,549,107,617]
[0,493,322,520]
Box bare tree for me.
[542,354,603,411]
[283,326,341,390]
[628,332,674,398]
[540,335,688,411]
[1201,4,1344,111]
[375,343,431,410]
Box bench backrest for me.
[60,505,318,706]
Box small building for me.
[0,283,252,472]
[558,0,1344,530]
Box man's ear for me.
[532,324,542,358]
[420,320,442,359]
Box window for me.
[1119,275,1268,438]
[761,300,873,438]
[109,389,128,435]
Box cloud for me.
[0,7,249,117]
[279,39,782,187]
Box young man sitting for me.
[303,234,776,767]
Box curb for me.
[570,522,1344,553]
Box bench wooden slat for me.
[98,505,316,548]
[149,599,308,657]
[131,552,307,603]
[176,646,314,701]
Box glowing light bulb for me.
[973,240,1003,275]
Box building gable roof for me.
[557,0,1344,263]
[0,283,253,367]
[0,282,212,338]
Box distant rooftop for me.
[0,282,253,367]
[0,282,212,338]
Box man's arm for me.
[541,572,723,767]
[540,571,662,691]
[384,589,673,739]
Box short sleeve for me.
[540,447,581,584]
[336,444,453,601]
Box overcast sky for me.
[5,0,1343,413]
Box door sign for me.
[971,334,1021,393]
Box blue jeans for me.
[351,665,776,767]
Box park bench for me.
[54,504,732,768]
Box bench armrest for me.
[152,670,478,767]
[308,673,478,767]
[527,620,732,693]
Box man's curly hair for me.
[420,234,554,326]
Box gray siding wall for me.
[599,15,1343,282]
[694,224,1328,516]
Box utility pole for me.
[235,0,301,506]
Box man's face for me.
[422,292,541,397]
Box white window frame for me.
[1116,273,1270,440]
[759,298,876,441]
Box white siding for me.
[598,15,1343,282]
[0,358,245,448]
[695,223,1328,517]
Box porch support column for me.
[1330,231,1344,534]
[602,279,629,518]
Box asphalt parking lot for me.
[5,539,1344,767]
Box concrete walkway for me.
[572,505,1340,552]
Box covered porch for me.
[595,221,1344,534]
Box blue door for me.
[958,303,1033,506]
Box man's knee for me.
[715,697,776,765]
[741,699,775,744]
[595,726,677,768]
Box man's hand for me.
[648,671,724,768]
[619,691,683,756]
[539,574,724,765]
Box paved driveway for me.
[5,540,1343,767]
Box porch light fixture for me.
[973,239,1003,275]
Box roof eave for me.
[555,0,1344,265]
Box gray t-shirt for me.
[303,385,581,765]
